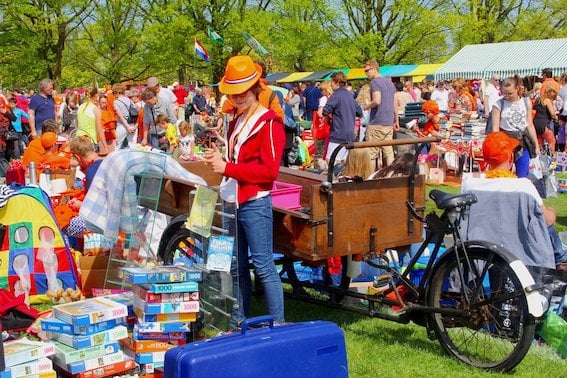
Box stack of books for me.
[42,296,134,377]
[463,120,484,136]
[119,266,202,376]
[2,338,56,378]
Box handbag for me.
[312,112,330,140]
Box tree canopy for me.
[0,0,564,90]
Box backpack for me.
[118,98,139,124]
[269,91,296,130]
[283,102,297,130]
[0,289,40,332]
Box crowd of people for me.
[1,61,567,326]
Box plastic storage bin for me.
[271,181,302,210]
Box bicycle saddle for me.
[429,189,477,210]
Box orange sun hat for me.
[482,131,520,167]
[219,55,262,95]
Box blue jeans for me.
[149,133,160,149]
[548,226,567,264]
[227,196,284,327]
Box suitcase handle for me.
[241,315,274,334]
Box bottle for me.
[27,162,38,185]
[44,168,52,187]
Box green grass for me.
[250,296,567,377]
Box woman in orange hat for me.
[205,55,286,327]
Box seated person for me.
[22,120,77,172]
[416,100,441,137]
[63,137,103,239]
[370,153,414,179]
[336,148,373,182]
[462,131,567,271]
[22,119,58,169]
[70,136,103,192]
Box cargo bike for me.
[156,137,548,372]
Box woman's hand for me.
[204,142,226,174]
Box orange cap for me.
[482,132,520,166]
[219,56,261,95]
[41,132,58,148]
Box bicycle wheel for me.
[160,227,205,267]
[427,245,535,372]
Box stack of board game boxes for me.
[42,296,133,377]
[1,338,56,378]
[119,265,202,376]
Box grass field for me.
[256,296,567,378]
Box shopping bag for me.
[540,311,567,358]
[528,156,543,180]
[312,112,330,140]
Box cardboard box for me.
[53,168,77,190]
[79,255,119,291]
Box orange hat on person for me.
[41,132,58,148]
[422,100,439,115]
[219,56,262,95]
[482,131,520,166]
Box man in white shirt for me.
[430,81,449,114]
[483,74,501,133]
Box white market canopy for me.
[435,38,567,81]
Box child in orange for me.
[417,100,441,137]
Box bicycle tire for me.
[427,245,535,372]
[160,227,205,267]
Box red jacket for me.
[224,108,285,204]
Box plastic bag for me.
[540,311,567,358]
[312,112,330,140]
[545,174,558,198]
[528,156,543,180]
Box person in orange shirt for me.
[221,61,284,119]
[540,68,560,98]
[417,100,441,137]
[22,120,58,169]
[23,129,73,173]
[98,94,117,154]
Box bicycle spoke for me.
[427,246,535,372]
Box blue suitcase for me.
[164,315,349,378]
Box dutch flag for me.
[194,38,210,62]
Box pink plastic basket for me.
[271,181,302,210]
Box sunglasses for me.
[364,68,373,73]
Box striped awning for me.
[346,68,366,80]
[301,70,335,82]
[277,72,313,82]
[320,68,350,81]
[484,39,567,78]
[265,72,291,82]
[380,65,418,77]
[266,63,444,83]
[435,38,567,80]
